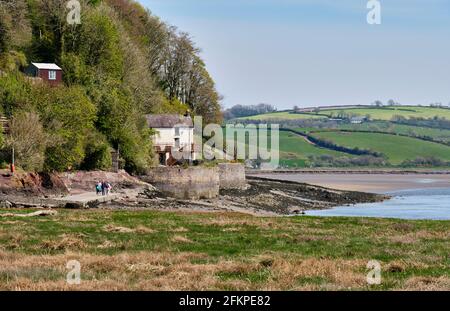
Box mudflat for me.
[252,173,450,193]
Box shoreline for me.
[249,172,450,194]
[247,168,450,175]
[1,176,387,216]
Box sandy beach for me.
[251,173,450,193]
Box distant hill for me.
[235,105,450,122]
[227,105,450,169]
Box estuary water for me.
[253,173,450,220]
[306,188,450,220]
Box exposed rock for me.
[0,210,57,218]
[57,170,148,193]
[0,200,13,208]
[0,170,69,196]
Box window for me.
[175,127,180,136]
[49,70,57,80]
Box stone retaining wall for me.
[141,167,220,199]
[142,163,246,199]
[218,163,246,190]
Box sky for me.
[139,0,450,109]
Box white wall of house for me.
[153,127,195,160]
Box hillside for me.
[238,111,325,121]
[0,0,222,173]
[311,131,450,165]
[236,106,450,122]
[334,122,450,144]
[227,104,450,168]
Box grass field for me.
[278,131,354,167]
[0,209,448,290]
[236,106,450,122]
[237,112,325,121]
[225,129,355,167]
[311,131,450,165]
[319,106,450,121]
[334,122,450,143]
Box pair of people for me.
[96,181,112,196]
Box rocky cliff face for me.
[0,170,69,196]
[56,170,148,194]
[0,170,148,197]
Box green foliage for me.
[60,52,90,86]
[157,97,190,114]
[31,85,97,171]
[0,51,28,72]
[88,0,102,5]
[0,12,10,54]
[92,85,153,173]
[80,130,112,171]
[6,111,47,171]
[0,72,33,116]
[0,0,223,173]
[0,127,4,148]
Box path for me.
[54,192,122,208]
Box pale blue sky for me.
[140,0,450,109]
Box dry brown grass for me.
[196,215,287,230]
[0,250,446,291]
[40,234,87,251]
[171,227,189,233]
[103,225,134,233]
[171,235,193,244]
[403,276,450,291]
[102,224,156,234]
[0,209,447,291]
[388,229,450,244]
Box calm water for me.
[306,188,450,220]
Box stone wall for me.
[218,163,246,190]
[141,167,220,199]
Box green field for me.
[237,111,325,121]
[278,131,354,167]
[311,131,450,165]
[334,122,450,143]
[236,106,450,122]
[225,129,355,167]
[319,106,450,121]
[0,209,448,290]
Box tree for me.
[0,0,31,53]
[80,130,112,170]
[0,0,224,172]
[6,111,47,171]
[372,100,383,107]
[0,10,10,54]
[387,99,399,106]
[32,85,97,171]
[92,84,153,173]
[224,104,277,120]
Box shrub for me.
[5,111,47,171]
[401,157,449,168]
[80,131,112,171]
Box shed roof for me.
[31,63,62,70]
[145,114,194,128]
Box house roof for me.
[31,63,62,70]
[145,114,194,128]
[350,116,366,121]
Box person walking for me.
[106,182,112,195]
[101,181,106,196]
[96,181,102,196]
